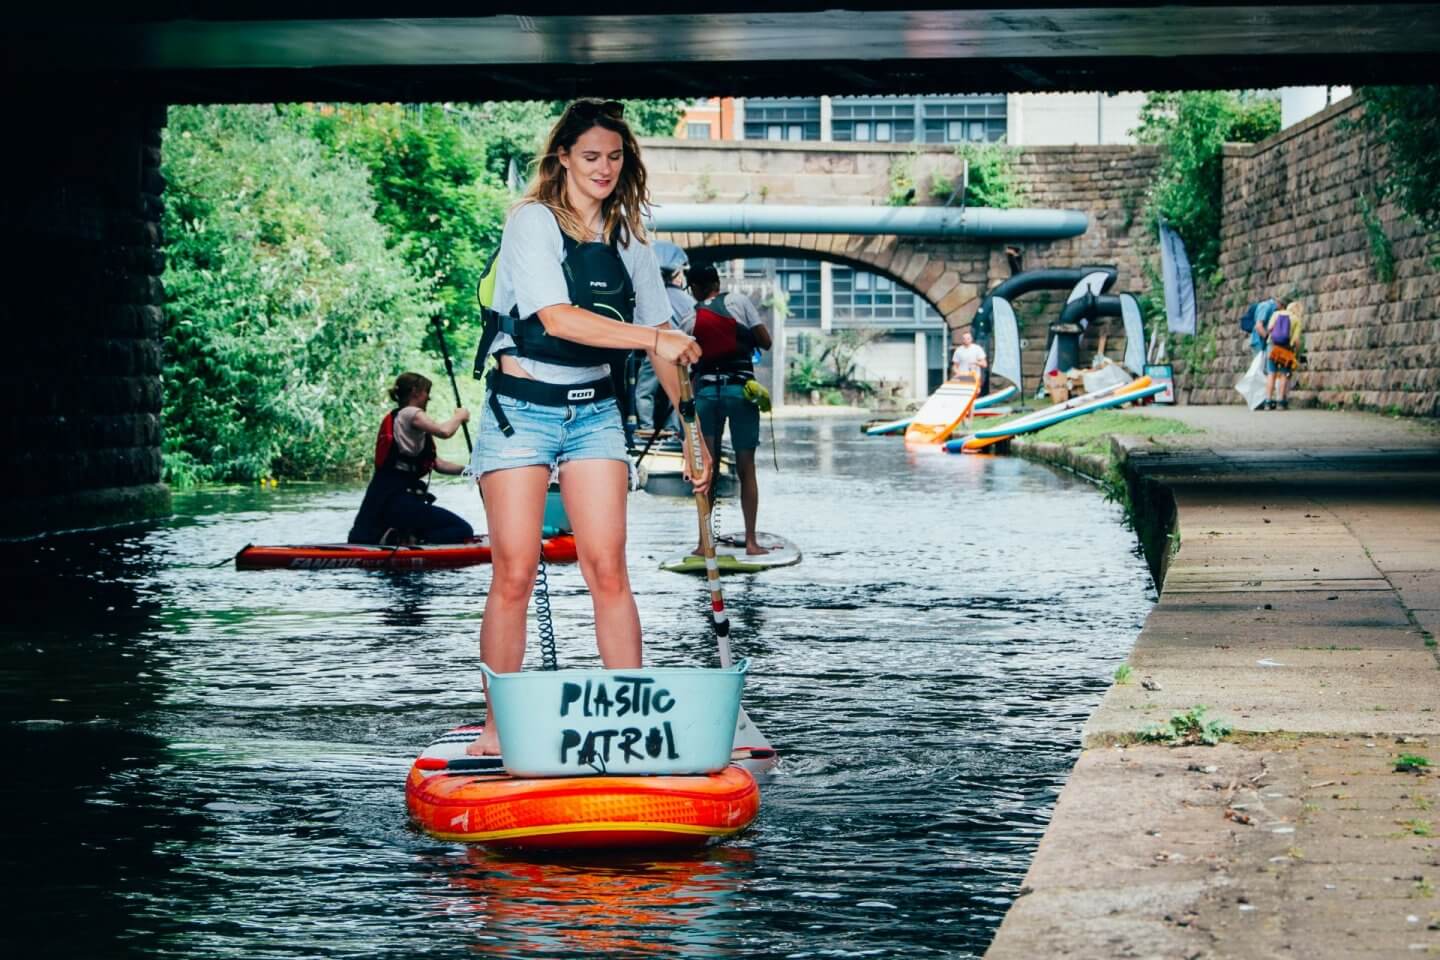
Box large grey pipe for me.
[648,204,1087,240]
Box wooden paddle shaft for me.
[677,368,734,669]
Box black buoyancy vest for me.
[348,409,438,544]
[479,226,637,371]
[692,294,756,379]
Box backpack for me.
[1239,302,1257,334]
[1269,310,1292,347]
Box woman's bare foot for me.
[465,726,502,756]
[745,541,771,556]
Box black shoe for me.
[1266,400,1277,410]
[1279,399,1289,410]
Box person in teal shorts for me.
[687,263,773,555]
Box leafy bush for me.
[162,105,427,485]
[1134,92,1280,280]
[932,142,1025,209]
[305,104,511,358]
[785,328,883,397]
[1358,86,1440,234]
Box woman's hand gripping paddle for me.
[677,367,777,774]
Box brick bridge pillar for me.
[2,102,171,539]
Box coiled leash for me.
[536,551,559,671]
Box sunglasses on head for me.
[572,99,625,120]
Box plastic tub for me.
[480,660,748,778]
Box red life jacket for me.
[374,408,437,479]
[692,294,756,380]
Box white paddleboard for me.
[660,531,802,575]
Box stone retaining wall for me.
[1188,96,1440,416]
[2,103,171,539]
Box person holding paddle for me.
[687,263,772,557]
[348,373,472,546]
[466,98,710,757]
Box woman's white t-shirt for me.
[489,202,671,385]
[392,406,427,457]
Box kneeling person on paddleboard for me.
[348,373,473,546]
[687,263,773,557]
[466,99,710,757]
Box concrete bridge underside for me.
[8,3,1440,102]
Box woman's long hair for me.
[522,99,650,247]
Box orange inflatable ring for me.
[406,726,761,851]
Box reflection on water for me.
[0,418,1153,958]
[448,848,751,957]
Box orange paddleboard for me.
[903,372,981,446]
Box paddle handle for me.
[677,368,734,669]
[431,316,473,453]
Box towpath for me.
[986,405,1440,959]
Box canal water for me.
[0,417,1153,959]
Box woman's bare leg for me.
[466,464,550,756]
[559,458,642,668]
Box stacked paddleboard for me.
[867,384,1014,437]
[902,372,983,446]
[946,376,1163,453]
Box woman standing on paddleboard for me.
[467,99,710,756]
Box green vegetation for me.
[1396,754,1432,773]
[161,99,685,486]
[1007,408,1200,460]
[1133,91,1280,283]
[887,152,919,207]
[1138,705,1233,746]
[1113,663,1134,685]
[786,329,884,399]
[1356,191,1397,283]
[1357,86,1440,235]
[931,142,1025,209]
[161,105,428,486]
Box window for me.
[921,97,1008,143]
[686,122,712,140]
[832,267,942,326]
[744,98,821,141]
[832,99,916,143]
[745,258,822,323]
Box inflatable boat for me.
[406,724,765,850]
[234,534,578,571]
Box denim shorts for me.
[694,382,761,451]
[471,394,629,477]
